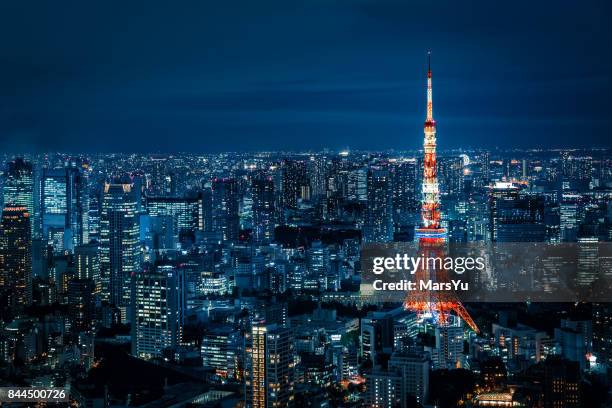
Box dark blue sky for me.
[0,0,610,153]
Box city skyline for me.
[1,3,611,406]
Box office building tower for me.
[3,158,35,237]
[131,269,182,359]
[489,188,546,242]
[100,182,140,310]
[40,166,88,252]
[0,206,32,308]
[306,241,329,290]
[307,155,329,199]
[252,177,275,243]
[437,156,464,196]
[560,192,581,242]
[211,178,240,241]
[346,167,367,202]
[481,151,490,183]
[282,160,309,209]
[391,159,417,227]
[145,194,204,242]
[245,322,295,408]
[434,316,464,369]
[388,350,430,406]
[74,243,101,294]
[542,357,580,408]
[40,168,67,241]
[360,311,395,364]
[364,168,393,243]
[87,191,101,242]
[201,326,241,379]
[67,278,95,332]
[365,370,402,408]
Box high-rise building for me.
[388,350,430,405]
[100,182,140,310]
[360,310,395,364]
[307,155,329,199]
[0,205,32,308]
[145,194,204,242]
[434,316,464,369]
[252,177,275,243]
[201,326,241,379]
[364,168,393,243]
[306,241,329,291]
[481,151,491,183]
[365,369,402,408]
[437,157,464,196]
[560,192,581,242]
[3,158,35,237]
[67,278,95,332]
[391,159,418,227]
[74,243,101,294]
[131,268,182,359]
[87,191,101,242]
[245,322,295,408]
[211,178,240,241]
[282,160,309,209]
[40,166,88,252]
[489,187,546,242]
[542,357,580,408]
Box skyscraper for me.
[40,165,89,253]
[281,160,309,210]
[100,182,140,311]
[211,178,240,241]
[131,268,183,359]
[67,278,95,332]
[434,316,464,369]
[0,205,32,308]
[391,159,418,227]
[74,243,101,294]
[364,168,393,243]
[3,158,35,237]
[252,177,275,243]
[245,322,295,408]
[489,188,546,242]
[145,194,204,243]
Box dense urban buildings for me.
[0,146,609,407]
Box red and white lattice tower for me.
[404,52,479,332]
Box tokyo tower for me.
[404,52,479,333]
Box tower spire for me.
[426,52,433,121]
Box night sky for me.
[0,1,610,153]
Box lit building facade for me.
[0,205,32,308]
[245,322,295,408]
[100,182,140,311]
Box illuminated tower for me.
[405,53,478,333]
